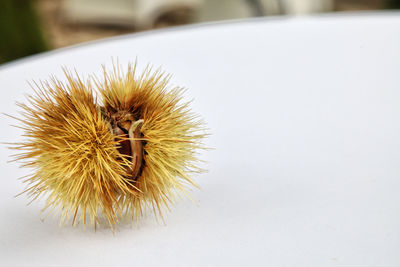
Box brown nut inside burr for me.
[108,111,144,181]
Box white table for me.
[1,12,400,267]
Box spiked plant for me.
[12,64,206,229]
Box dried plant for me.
[11,64,206,229]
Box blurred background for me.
[0,0,399,64]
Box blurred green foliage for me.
[387,0,400,8]
[0,0,49,64]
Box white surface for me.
[1,12,400,267]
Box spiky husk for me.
[12,65,206,229]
